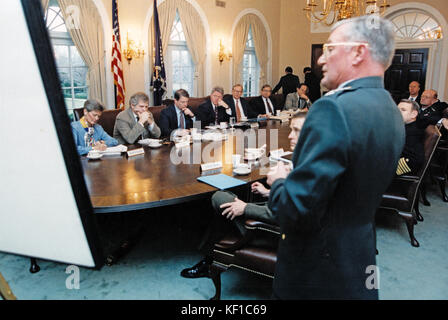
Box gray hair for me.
[332,15,396,69]
[400,99,420,113]
[83,99,104,112]
[129,92,149,107]
[211,86,224,96]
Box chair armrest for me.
[245,219,280,234]
[394,175,419,182]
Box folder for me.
[197,174,247,190]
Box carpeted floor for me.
[1,183,447,300]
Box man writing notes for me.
[266,16,405,299]
[159,89,196,138]
[113,92,161,144]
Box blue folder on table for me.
[197,174,247,190]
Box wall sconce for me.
[122,32,145,65]
[218,40,232,64]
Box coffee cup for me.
[220,122,227,129]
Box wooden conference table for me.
[81,120,293,214]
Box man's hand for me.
[251,182,270,198]
[220,197,247,220]
[299,93,309,101]
[138,111,150,125]
[218,99,230,110]
[183,107,195,118]
[442,118,448,130]
[267,162,290,186]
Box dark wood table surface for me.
[81,120,292,213]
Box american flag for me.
[111,0,125,109]
[150,0,166,106]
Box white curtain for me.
[41,0,50,12]
[178,2,206,97]
[233,14,268,88]
[148,0,207,97]
[232,18,251,85]
[57,0,107,104]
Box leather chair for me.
[209,219,280,300]
[379,125,441,247]
[428,126,448,202]
[149,105,167,127]
[72,107,123,137]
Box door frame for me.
[394,40,437,91]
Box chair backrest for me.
[97,108,123,137]
[418,125,442,178]
[149,105,167,127]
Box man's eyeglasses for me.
[322,42,369,58]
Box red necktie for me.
[180,113,185,129]
[235,99,242,122]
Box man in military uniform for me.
[417,89,448,129]
[396,99,425,175]
[266,16,405,299]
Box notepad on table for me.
[197,174,247,190]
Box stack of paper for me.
[101,144,128,155]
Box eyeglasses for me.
[322,42,369,58]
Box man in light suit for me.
[284,83,312,111]
[267,16,405,299]
[159,89,196,138]
[113,92,161,144]
[223,84,249,122]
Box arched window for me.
[241,27,260,97]
[166,11,194,97]
[391,12,443,40]
[45,0,88,119]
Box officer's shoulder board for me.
[324,86,354,98]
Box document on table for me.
[101,145,128,155]
[197,174,247,190]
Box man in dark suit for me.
[266,16,405,300]
[159,89,196,138]
[223,84,249,122]
[248,84,277,118]
[417,89,448,129]
[396,99,425,175]
[197,86,232,128]
[400,81,422,105]
[272,67,300,103]
[303,67,321,102]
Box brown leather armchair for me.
[73,107,123,137]
[209,219,279,300]
[379,125,441,247]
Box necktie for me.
[214,104,218,124]
[235,99,242,122]
[180,112,185,129]
[265,98,273,114]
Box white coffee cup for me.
[276,110,281,116]
[232,154,242,167]
[220,122,227,129]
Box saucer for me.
[87,152,103,160]
[233,164,251,175]
[147,143,162,149]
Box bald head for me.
[420,89,438,107]
[409,81,420,96]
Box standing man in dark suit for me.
[266,16,405,300]
[197,86,232,128]
[247,84,276,118]
[401,81,422,105]
[272,67,300,104]
[223,84,249,122]
[159,89,196,138]
[417,89,448,129]
[303,67,321,102]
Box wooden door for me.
[384,48,428,103]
